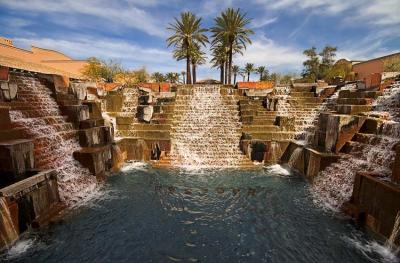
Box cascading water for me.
[386,211,400,253]
[311,81,400,210]
[9,74,97,205]
[170,85,249,168]
[0,197,18,249]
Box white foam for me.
[6,239,34,259]
[121,161,149,172]
[344,235,399,263]
[264,164,291,176]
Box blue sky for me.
[0,0,399,80]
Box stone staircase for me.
[157,85,253,168]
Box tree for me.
[232,65,240,84]
[152,72,165,83]
[167,12,208,84]
[319,45,337,79]
[244,63,255,81]
[165,72,180,83]
[384,57,400,72]
[302,47,320,82]
[210,43,228,84]
[256,66,268,81]
[134,67,149,83]
[191,43,207,84]
[211,8,253,85]
[181,71,186,84]
[82,57,104,81]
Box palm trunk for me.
[182,74,186,84]
[186,55,192,84]
[233,73,237,85]
[192,63,196,84]
[228,43,233,85]
[260,73,262,81]
[247,73,250,82]
[220,64,224,83]
[224,60,228,84]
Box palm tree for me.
[165,72,180,83]
[167,12,208,85]
[210,44,228,84]
[240,70,246,82]
[232,65,240,84]
[244,63,255,81]
[211,8,254,85]
[152,72,164,83]
[191,44,207,84]
[181,71,186,84]
[256,66,268,81]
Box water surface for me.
[2,164,396,262]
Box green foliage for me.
[152,72,165,83]
[301,45,338,82]
[167,11,208,84]
[244,63,255,81]
[210,8,253,84]
[256,66,268,81]
[384,57,400,72]
[82,57,123,83]
[302,47,320,82]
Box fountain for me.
[311,81,400,210]
[169,85,251,168]
[8,73,97,205]
[0,197,18,249]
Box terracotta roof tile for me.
[236,81,275,89]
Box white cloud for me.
[0,0,167,37]
[235,35,304,72]
[250,17,278,29]
[254,0,400,26]
[13,36,179,72]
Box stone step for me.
[335,105,372,115]
[338,90,382,99]
[248,132,295,140]
[132,124,171,131]
[337,98,374,105]
[242,125,280,132]
[116,130,170,139]
[290,92,315,97]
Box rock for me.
[1,82,18,100]
[142,106,153,122]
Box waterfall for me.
[288,147,303,169]
[0,197,18,249]
[9,74,97,205]
[311,82,400,210]
[170,85,249,168]
[386,211,400,253]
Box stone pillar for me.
[392,143,400,183]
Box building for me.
[138,82,172,92]
[353,52,400,88]
[0,36,87,79]
[235,81,275,96]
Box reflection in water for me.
[1,165,398,263]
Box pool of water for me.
[2,163,398,262]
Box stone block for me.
[0,139,34,184]
[82,101,102,119]
[275,116,295,131]
[79,126,112,147]
[106,93,124,112]
[116,138,152,161]
[0,106,11,129]
[393,144,400,183]
[0,170,60,235]
[0,66,9,81]
[304,148,339,181]
[52,75,69,93]
[73,146,112,176]
[60,105,89,123]
[79,118,105,129]
[1,82,18,101]
[323,114,365,153]
[335,105,372,115]
[349,172,400,244]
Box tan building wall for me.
[0,38,87,78]
[353,52,400,88]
